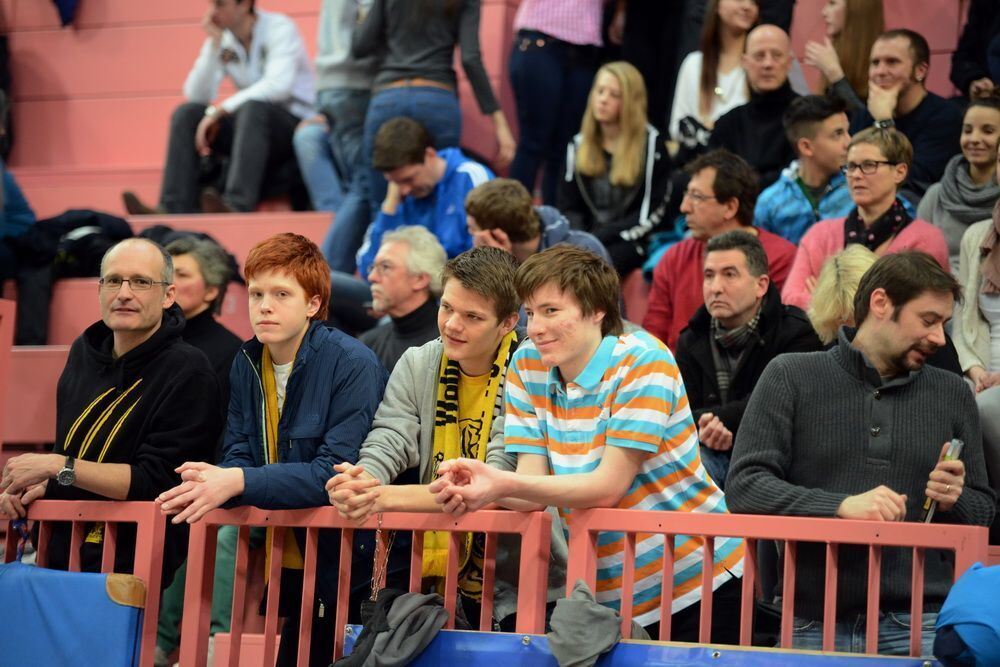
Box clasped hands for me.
[326,459,499,522]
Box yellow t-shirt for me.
[457,371,491,459]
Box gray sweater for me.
[727,328,996,620]
[357,337,566,618]
[352,0,499,114]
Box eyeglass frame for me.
[98,276,171,291]
[368,259,402,276]
[682,190,719,204]
[841,159,899,176]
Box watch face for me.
[56,468,75,486]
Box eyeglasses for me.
[99,277,169,291]
[683,191,717,204]
[369,261,398,276]
[842,160,898,175]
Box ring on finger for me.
[946,484,952,493]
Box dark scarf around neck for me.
[844,198,912,251]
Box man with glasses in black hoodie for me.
[0,238,222,586]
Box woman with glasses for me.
[918,96,1000,269]
[558,61,669,276]
[782,127,948,311]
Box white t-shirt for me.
[669,51,748,143]
[273,361,293,414]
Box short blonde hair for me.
[848,127,913,170]
[807,245,877,344]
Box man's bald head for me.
[101,238,174,284]
[743,24,793,93]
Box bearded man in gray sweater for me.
[727,251,995,657]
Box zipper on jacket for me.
[243,348,270,465]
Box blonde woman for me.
[807,244,877,345]
[559,61,668,275]
[804,0,885,110]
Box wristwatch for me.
[873,118,895,130]
[204,104,220,119]
[56,456,76,487]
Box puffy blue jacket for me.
[220,320,388,605]
[356,147,493,277]
[754,161,854,245]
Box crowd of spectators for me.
[1,1,999,664]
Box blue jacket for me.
[754,161,853,245]
[220,321,387,604]
[221,321,387,508]
[356,147,493,277]
[1,163,36,240]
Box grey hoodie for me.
[536,205,612,265]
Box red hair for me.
[244,233,330,321]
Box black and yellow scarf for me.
[423,331,516,599]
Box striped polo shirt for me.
[505,331,744,626]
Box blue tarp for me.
[0,562,143,667]
[344,626,940,666]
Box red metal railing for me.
[2,500,167,667]
[3,500,992,664]
[565,509,989,657]
[177,507,552,667]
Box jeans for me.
[362,86,462,218]
[294,89,373,273]
[699,445,731,491]
[160,100,300,212]
[508,30,597,205]
[792,611,938,657]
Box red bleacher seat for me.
[2,0,519,218]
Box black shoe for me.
[122,191,164,215]
[200,188,236,214]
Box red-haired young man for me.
[158,233,387,666]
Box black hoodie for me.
[44,304,223,585]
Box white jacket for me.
[183,10,315,119]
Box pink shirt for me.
[781,217,951,311]
[514,0,604,46]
